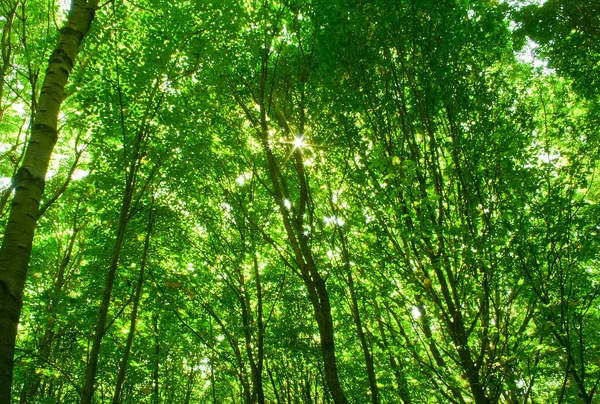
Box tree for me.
[0,1,99,400]
[515,0,600,98]
[1,0,599,402]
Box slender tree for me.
[112,206,154,404]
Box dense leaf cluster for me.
[1,0,599,403]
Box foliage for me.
[1,0,599,403]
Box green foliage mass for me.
[1,0,599,403]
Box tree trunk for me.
[112,209,154,404]
[0,1,18,124]
[0,1,98,401]
[22,216,81,403]
[266,362,281,404]
[81,177,134,404]
[347,272,379,404]
[258,118,348,404]
[183,369,196,404]
[238,251,265,404]
[152,314,160,404]
[372,300,412,404]
[80,87,155,402]
[229,37,348,404]
[336,227,379,404]
[251,255,264,404]
[310,278,347,404]
[259,138,347,403]
[255,76,347,403]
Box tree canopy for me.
[1,0,599,403]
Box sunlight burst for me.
[293,134,306,149]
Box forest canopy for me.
[1,0,599,403]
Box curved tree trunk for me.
[0,1,98,401]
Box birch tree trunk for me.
[0,1,98,401]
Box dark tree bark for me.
[238,253,265,404]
